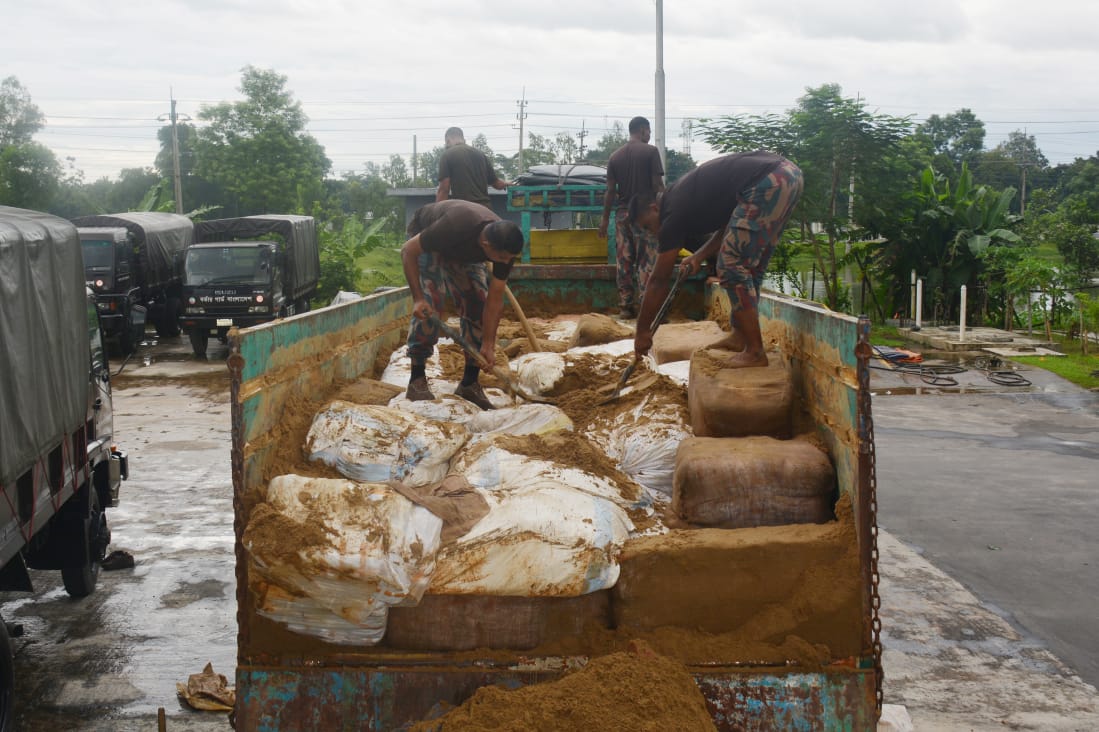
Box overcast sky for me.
[5,0,1099,182]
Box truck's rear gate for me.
[230,266,879,730]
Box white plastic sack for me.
[246,475,444,645]
[568,338,636,358]
[453,436,647,511]
[512,352,566,396]
[585,394,691,498]
[306,401,469,485]
[386,392,485,423]
[656,359,691,387]
[255,583,387,646]
[431,481,632,596]
[466,404,574,436]
[379,343,447,387]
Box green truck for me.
[0,207,128,730]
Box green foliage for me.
[0,76,45,147]
[664,149,697,183]
[194,66,330,216]
[315,215,389,303]
[698,84,912,311]
[0,141,61,209]
[914,108,985,175]
[583,122,627,166]
[879,163,1022,322]
[1010,334,1099,389]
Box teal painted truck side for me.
[228,266,881,730]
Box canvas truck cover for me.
[194,215,319,297]
[72,211,194,290]
[0,206,91,487]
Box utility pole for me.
[681,119,692,156]
[654,0,667,179]
[577,121,588,160]
[412,134,418,184]
[516,88,528,174]
[158,89,189,215]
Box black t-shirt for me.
[408,200,513,280]
[656,151,784,253]
[438,143,498,205]
[607,140,664,207]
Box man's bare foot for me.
[712,332,746,352]
[724,350,768,369]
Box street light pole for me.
[654,0,666,180]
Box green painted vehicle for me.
[228,264,881,730]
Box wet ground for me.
[2,332,1096,730]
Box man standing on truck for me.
[629,151,803,369]
[599,116,665,320]
[436,127,509,208]
[401,199,525,410]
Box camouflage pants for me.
[614,208,658,310]
[406,252,489,365]
[719,159,804,313]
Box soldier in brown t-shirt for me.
[436,127,508,207]
[400,200,525,409]
[599,116,665,319]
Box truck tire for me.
[189,330,209,359]
[0,616,12,732]
[61,488,109,599]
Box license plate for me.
[216,318,233,327]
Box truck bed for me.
[228,266,880,730]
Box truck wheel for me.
[61,488,109,599]
[0,616,12,732]
[189,330,209,359]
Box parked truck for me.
[181,214,319,358]
[226,260,883,729]
[0,206,128,728]
[73,211,194,355]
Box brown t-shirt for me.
[438,143,498,205]
[656,151,784,253]
[606,140,664,207]
[408,200,513,280]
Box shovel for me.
[428,315,555,405]
[598,266,689,405]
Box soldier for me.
[436,127,508,207]
[630,151,803,368]
[401,199,524,409]
[599,116,665,319]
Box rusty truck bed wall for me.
[230,270,879,730]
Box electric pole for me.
[412,134,418,184]
[158,89,190,214]
[517,88,528,174]
[577,121,588,160]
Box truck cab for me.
[181,241,288,357]
[79,227,146,355]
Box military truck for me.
[181,214,319,358]
[73,212,194,355]
[0,206,128,729]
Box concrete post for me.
[959,285,967,342]
[914,279,923,331]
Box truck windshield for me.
[82,240,115,271]
[185,247,271,286]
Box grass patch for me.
[356,246,405,292]
[1011,335,1099,390]
[870,324,908,348]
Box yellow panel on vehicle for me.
[529,229,606,263]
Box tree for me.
[698,84,912,310]
[0,142,61,209]
[880,163,1022,323]
[664,149,696,183]
[0,76,61,209]
[194,66,330,216]
[915,109,985,174]
[584,122,627,166]
[974,130,1050,213]
[0,77,45,147]
[379,154,411,188]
